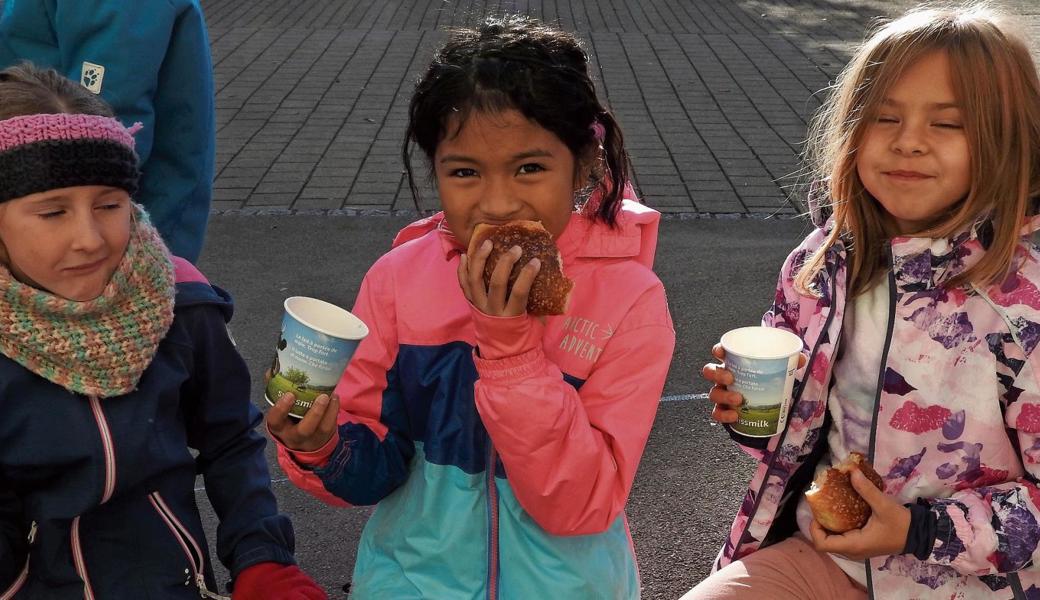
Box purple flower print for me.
[936,463,958,479]
[990,493,1040,571]
[793,399,821,423]
[943,410,966,439]
[905,307,975,349]
[883,368,917,395]
[1012,317,1040,354]
[878,555,953,590]
[895,252,933,286]
[886,449,926,481]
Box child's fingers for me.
[809,519,832,549]
[318,394,340,440]
[505,258,540,316]
[294,394,331,442]
[798,352,809,369]
[467,240,493,308]
[711,343,726,361]
[711,404,739,424]
[850,469,887,509]
[708,386,741,408]
[486,245,520,313]
[701,362,734,386]
[457,254,474,304]
[265,392,296,442]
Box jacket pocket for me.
[0,521,34,600]
[148,492,228,600]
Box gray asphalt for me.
[193,214,812,599]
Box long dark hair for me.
[0,62,114,119]
[403,15,630,226]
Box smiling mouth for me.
[64,258,107,273]
[884,170,933,180]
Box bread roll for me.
[467,220,573,316]
[804,452,885,533]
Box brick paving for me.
[204,0,1039,216]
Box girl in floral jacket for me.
[689,5,1040,600]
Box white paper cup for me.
[720,326,803,437]
[265,297,369,419]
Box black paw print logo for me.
[82,68,100,89]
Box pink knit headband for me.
[0,113,141,153]
[0,113,142,204]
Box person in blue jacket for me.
[0,0,215,263]
[0,64,324,599]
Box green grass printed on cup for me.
[733,403,782,437]
[266,373,319,418]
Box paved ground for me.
[204,0,1039,217]
[186,1,1040,598]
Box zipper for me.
[87,396,117,504]
[866,262,897,462]
[485,444,500,600]
[864,249,898,600]
[71,517,96,600]
[0,522,35,600]
[149,492,229,600]
[66,397,115,600]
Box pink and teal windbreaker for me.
[718,217,1040,599]
[275,200,675,599]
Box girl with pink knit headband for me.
[0,64,325,600]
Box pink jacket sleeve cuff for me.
[473,346,545,382]
[470,306,544,360]
[267,423,339,468]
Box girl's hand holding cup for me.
[266,391,340,452]
[263,296,367,452]
[702,344,743,424]
[702,331,808,431]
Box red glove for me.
[232,562,327,600]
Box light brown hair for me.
[0,62,113,120]
[796,4,1040,297]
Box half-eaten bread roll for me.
[467,220,573,316]
[804,451,885,533]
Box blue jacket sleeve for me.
[179,299,297,580]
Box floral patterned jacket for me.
[717,217,1040,599]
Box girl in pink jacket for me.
[691,5,1040,600]
[265,16,675,599]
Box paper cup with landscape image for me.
[720,326,803,437]
[265,296,368,419]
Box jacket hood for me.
[172,257,233,320]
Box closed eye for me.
[38,210,65,219]
[876,115,899,124]
[934,122,963,129]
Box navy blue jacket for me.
[0,273,295,598]
[0,0,215,262]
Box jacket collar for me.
[822,213,1040,293]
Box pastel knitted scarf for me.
[0,206,175,397]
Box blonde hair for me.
[796,4,1040,297]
